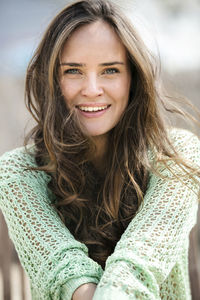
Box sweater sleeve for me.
[0,147,103,300]
[93,129,200,300]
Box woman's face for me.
[59,20,131,137]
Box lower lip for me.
[77,106,111,118]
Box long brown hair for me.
[25,0,200,269]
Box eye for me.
[64,68,81,75]
[103,68,119,75]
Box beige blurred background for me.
[0,0,200,299]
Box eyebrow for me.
[59,61,125,67]
[101,62,124,66]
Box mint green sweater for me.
[0,128,200,300]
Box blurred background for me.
[0,0,199,299]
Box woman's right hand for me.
[72,283,97,300]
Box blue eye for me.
[64,69,80,74]
[104,68,119,74]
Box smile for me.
[77,105,110,112]
[76,104,111,118]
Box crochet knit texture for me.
[0,128,200,300]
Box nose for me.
[81,74,103,98]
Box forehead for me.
[60,20,128,62]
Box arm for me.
[0,147,103,300]
[93,129,200,300]
[72,283,97,300]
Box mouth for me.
[75,104,111,118]
[76,104,111,112]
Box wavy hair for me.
[25,0,199,268]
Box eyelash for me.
[103,68,119,74]
[63,67,120,75]
[64,69,80,74]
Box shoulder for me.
[167,127,200,146]
[0,144,37,172]
[147,127,200,177]
[0,145,51,184]
[167,127,200,163]
[0,144,35,165]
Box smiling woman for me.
[59,20,131,138]
[0,0,200,300]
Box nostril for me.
[81,89,103,97]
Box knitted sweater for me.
[0,128,200,300]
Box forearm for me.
[72,283,97,300]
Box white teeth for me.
[78,105,108,112]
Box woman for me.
[0,0,200,299]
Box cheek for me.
[111,80,130,106]
[60,81,78,107]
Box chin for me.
[83,127,108,137]
[90,132,107,137]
